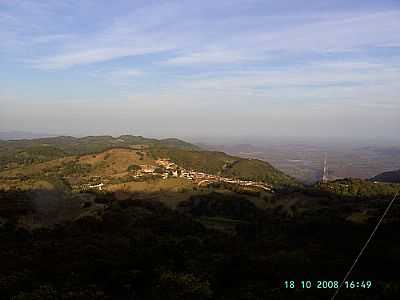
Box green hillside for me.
[0,135,298,189]
[318,178,399,199]
[151,147,298,187]
[221,158,297,186]
[151,148,229,173]
[159,138,198,150]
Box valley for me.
[203,140,400,183]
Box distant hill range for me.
[0,131,55,140]
[0,134,198,152]
[371,169,400,183]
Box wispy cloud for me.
[95,68,144,87]
[30,46,170,70]
[159,10,400,67]
[174,61,399,91]
[5,1,397,69]
[164,49,254,65]
[246,11,400,51]
[108,69,143,78]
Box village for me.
[85,158,273,192]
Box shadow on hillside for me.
[0,188,269,227]
[1,186,399,228]
[1,188,400,299]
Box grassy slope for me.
[0,148,151,190]
[0,135,199,170]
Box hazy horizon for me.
[1,0,399,140]
[1,130,400,149]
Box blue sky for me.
[1,0,399,140]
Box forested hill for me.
[370,169,400,183]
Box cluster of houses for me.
[83,158,272,192]
[155,159,179,178]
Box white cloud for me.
[108,69,143,78]
[102,68,144,86]
[30,46,170,70]
[245,11,400,53]
[164,49,254,65]
[173,61,400,92]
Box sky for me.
[0,0,399,141]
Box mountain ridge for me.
[371,169,400,183]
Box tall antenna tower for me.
[322,152,328,183]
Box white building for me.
[88,183,104,190]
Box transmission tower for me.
[322,152,328,183]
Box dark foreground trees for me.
[1,190,400,299]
